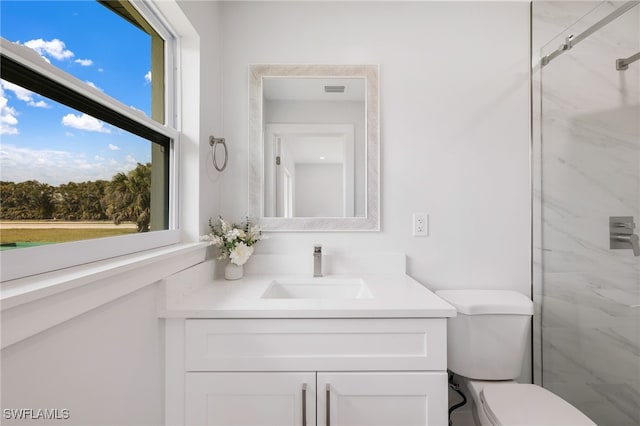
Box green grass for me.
[0,228,137,248]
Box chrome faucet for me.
[313,245,323,277]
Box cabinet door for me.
[317,372,448,426]
[186,372,316,426]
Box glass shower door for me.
[537,2,640,425]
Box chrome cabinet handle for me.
[302,383,307,426]
[326,384,331,426]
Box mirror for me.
[249,64,379,231]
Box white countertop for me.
[159,272,457,319]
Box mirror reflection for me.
[248,64,379,231]
[262,77,366,218]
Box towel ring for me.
[209,136,228,172]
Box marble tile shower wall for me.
[533,2,639,425]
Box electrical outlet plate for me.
[413,213,428,237]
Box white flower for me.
[226,228,240,241]
[229,242,254,266]
[200,234,222,246]
[247,225,267,243]
[200,217,265,265]
[220,218,231,233]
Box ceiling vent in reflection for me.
[324,85,346,93]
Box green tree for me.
[54,180,109,220]
[102,163,151,232]
[54,182,81,220]
[82,180,109,220]
[0,180,53,219]
[1,165,151,229]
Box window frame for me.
[0,0,181,282]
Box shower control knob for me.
[610,216,640,257]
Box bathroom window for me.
[0,0,179,281]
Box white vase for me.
[224,262,243,280]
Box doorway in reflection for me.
[263,77,365,218]
[265,124,356,218]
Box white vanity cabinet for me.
[169,318,449,426]
[186,371,447,426]
[186,372,315,426]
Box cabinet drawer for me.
[185,318,447,371]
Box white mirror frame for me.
[248,64,380,231]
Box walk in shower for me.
[533,2,640,425]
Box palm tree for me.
[102,163,151,232]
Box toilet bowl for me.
[463,378,595,426]
[436,290,596,426]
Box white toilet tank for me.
[435,290,534,380]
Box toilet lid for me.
[481,384,596,426]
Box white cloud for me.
[1,80,50,108]
[0,143,139,186]
[108,144,120,151]
[144,71,152,84]
[23,38,74,61]
[62,113,110,133]
[29,100,49,108]
[75,58,93,66]
[2,81,32,103]
[0,86,19,135]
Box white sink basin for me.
[261,278,373,300]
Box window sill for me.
[0,242,208,349]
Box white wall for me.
[1,285,164,426]
[217,1,531,295]
[168,0,224,238]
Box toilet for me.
[436,289,596,426]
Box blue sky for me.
[1,0,153,185]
